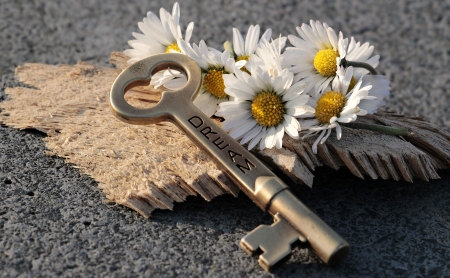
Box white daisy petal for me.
[178,40,208,69]
[312,129,327,154]
[299,118,319,130]
[185,22,194,43]
[284,82,306,99]
[358,75,390,114]
[283,124,299,139]
[221,111,252,130]
[338,113,357,123]
[357,109,368,116]
[272,75,285,93]
[241,125,263,145]
[131,32,164,49]
[249,129,265,150]
[192,93,215,117]
[260,29,272,44]
[144,14,172,45]
[275,125,285,149]
[126,57,143,65]
[150,68,186,89]
[217,101,250,115]
[300,23,322,50]
[326,27,338,50]
[234,60,247,70]
[164,77,188,90]
[221,50,230,65]
[341,98,361,115]
[329,116,338,124]
[283,116,299,139]
[264,127,277,149]
[320,128,332,144]
[246,34,286,78]
[230,120,257,139]
[335,123,342,140]
[172,2,180,26]
[233,28,245,57]
[259,132,267,150]
[341,66,354,93]
[287,107,313,117]
[284,95,310,108]
[225,88,254,100]
[287,35,311,52]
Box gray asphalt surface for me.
[1,0,450,277]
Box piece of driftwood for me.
[0,58,238,218]
[1,52,449,217]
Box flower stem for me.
[341,122,410,137]
[340,58,378,75]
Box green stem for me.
[340,58,378,75]
[341,122,410,137]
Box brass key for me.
[109,53,350,271]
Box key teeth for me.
[240,235,280,272]
[239,240,257,257]
[240,213,306,272]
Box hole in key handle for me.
[109,53,202,125]
[123,62,186,109]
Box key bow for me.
[110,53,202,125]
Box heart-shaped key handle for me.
[110,53,202,125]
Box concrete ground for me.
[1,0,449,277]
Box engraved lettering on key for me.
[188,116,203,128]
[110,53,350,272]
[200,126,218,139]
[190,115,230,150]
[228,150,255,173]
[236,158,256,174]
[228,150,241,162]
[212,136,229,150]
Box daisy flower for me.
[123,2,193,90]
[231,25,272,73]
[215,64,313,150]
[283,20,348,96]
[299,66,376,153]
[124,2,194,64]
[178,39,247,117]
[246,37,287,78]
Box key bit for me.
[109,53,350,271]
[241,213,307,272]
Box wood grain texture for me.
[1,52,448,217]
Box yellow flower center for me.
[165,43,181,53]
[236,55,250,61]
[251,91,285,127]
[348,76,356,92]
[313,49,339,77]
[236,55,251,74]
[204,69,228,99]
[315,91,346,124]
